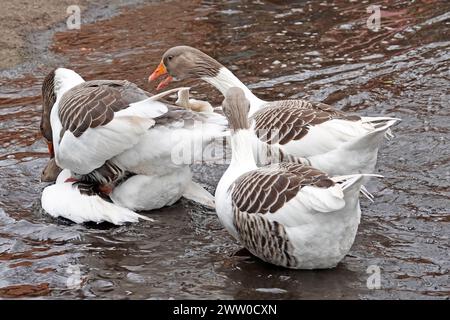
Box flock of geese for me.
[39,46,399,269]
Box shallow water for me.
[0,0,449,299]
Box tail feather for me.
[331,174,383,200]
[361,116,401,125]
[307,118,399,175]
[361,117,400,140]
[342,118,399,152]
[331,173,383,184]
[148,87,191,101]
[332,174,363,192]
[182,181,215,209]
[294,174,382,214]
[360,185,375,202]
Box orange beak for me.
[148,61,167,81]
[148,61,173,90]
[47,141,54,158]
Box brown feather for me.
[251,100,361,145]
[231,163,334,214]
[58,80,150,137]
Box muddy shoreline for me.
[0,0,146,76]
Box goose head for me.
[41,158,63,182]
[149,46,223,90]
[148,46,264,115]
[221,87,250,132]
[40,69,57,144]
[40,69,60,182]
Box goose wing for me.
[229,162,348,268]
[54,80,168,174]
[231,163,341,216]
[251,100,360,146]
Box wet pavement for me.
[0,0,449,299]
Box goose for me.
[149,46,399,176]
[215,87,379,269]
[133,86,214,113]
[41,157,62,182]
[40,68,227,224]
[42,169,153,225]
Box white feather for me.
[120,98,168,118]
[56,116,155,174]
[47,69,229,219]
[215,123,379,269]
[289,118,399,175]
[53,68,85,98]
[110,168,192,211]
[42,171,153,225]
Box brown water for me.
[0,0,449,299]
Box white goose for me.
[40,68,227,224]
[149,46,399,176]
[215,88,378,269]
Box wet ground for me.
[0,0,449,299]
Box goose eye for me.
[167,56,173,61]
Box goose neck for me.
[203,67,265,114]
[229,129,257,174]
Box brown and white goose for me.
[40,68,227,224]
[215,88,379,269]
[149,46,399,176]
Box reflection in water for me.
[0,0,449,299]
